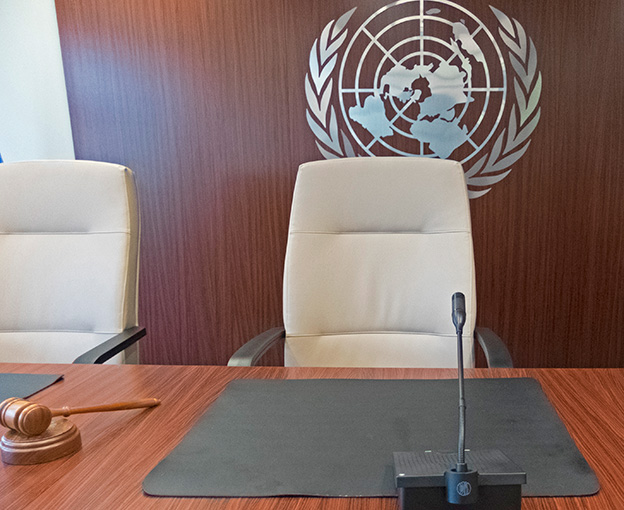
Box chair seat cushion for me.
[284,333,474,368]
[0,331,123,363]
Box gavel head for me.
[0,398,52,436]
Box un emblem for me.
[305,1,542,198]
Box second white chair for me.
[0,160,145,364]
[229,157,511,368]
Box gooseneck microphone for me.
[451,292,466,332]
[393,292,525,510]
[451,293,467,469]
[445,292,479,505]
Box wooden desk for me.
[0,364,622,509]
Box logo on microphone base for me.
[305,0,542,198]
[457,480,472,496]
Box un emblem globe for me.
[338,0,507,162]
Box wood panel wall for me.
[55,0,624,367]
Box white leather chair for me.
[229,157,511,368]
[0,160,145,364]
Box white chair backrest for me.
[0,160,139,362]
[283,157,476,368]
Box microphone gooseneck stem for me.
[457,325,466,469]
[446,292,480,506]
[451,291,467,471]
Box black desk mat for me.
[0,373,63,402]
[143,378,599,498]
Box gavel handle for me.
[50,398,160,418]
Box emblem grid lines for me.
[304,2,541,198]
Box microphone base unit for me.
[394,449,526,510]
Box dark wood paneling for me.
[471,0,624,367]
[55,0,624,367]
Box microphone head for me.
[452,292,466,331]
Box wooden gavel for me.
[0,397,161,436]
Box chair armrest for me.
[73,326,147,364]
[227,327,285,367]
[474,327,513,368]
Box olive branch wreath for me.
[305,6,542,198]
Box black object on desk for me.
[143,377,599,499]
[392,293,526,509]
[0,373,63,402]
[395,450,524,510]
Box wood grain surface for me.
[54,1,624,367]
[0,363,623,509]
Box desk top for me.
[0,363,622,509]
